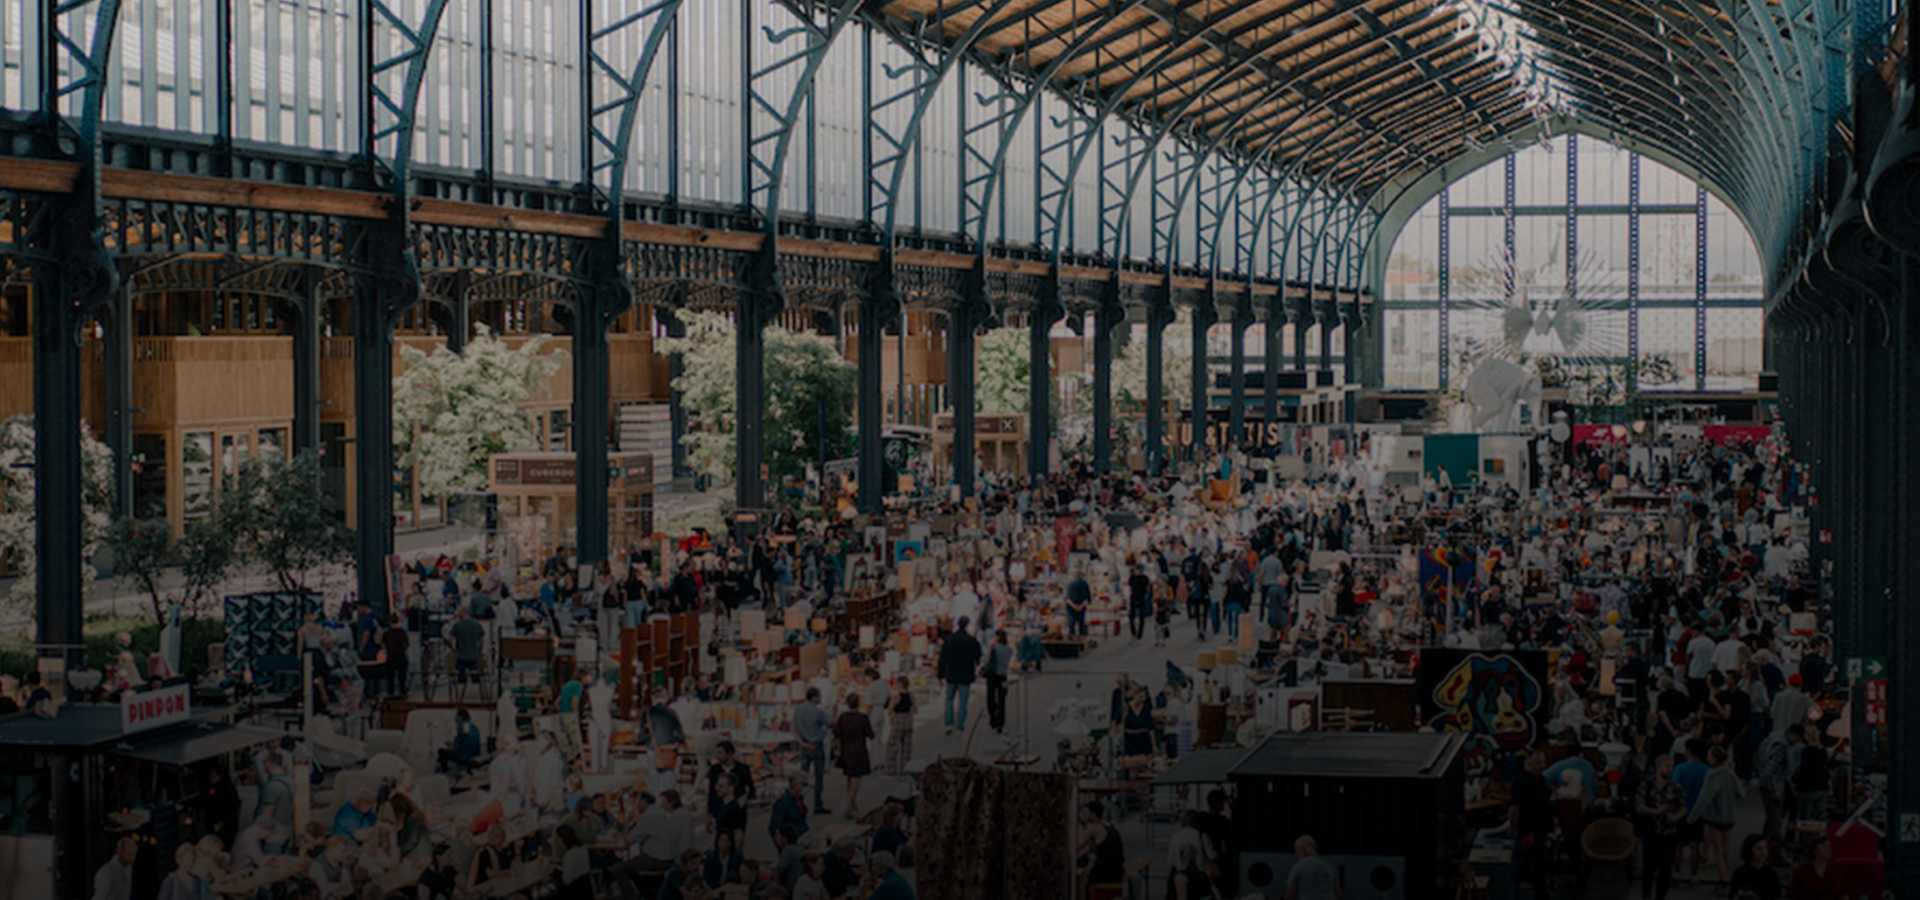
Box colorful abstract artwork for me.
[1416,648,1549,802]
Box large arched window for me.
[1381,135,1765,392]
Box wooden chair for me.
[1580,817,1637,891]
[1449,858,1491,900]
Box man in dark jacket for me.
[938,617,983,736]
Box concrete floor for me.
[717,616,1780,899]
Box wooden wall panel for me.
[320,338,355,421]
[609,334,672,403]
[0,338,29,421]
[131,337,294,427]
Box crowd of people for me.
[59,417,1862,900]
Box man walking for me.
[793,687,832,810]
[448,606,485,686]
[1636,754,1686,900]
[1509,751,1555,900]
[1065,570,1091,637]
[938,617,983,735]
[1755,726,1796,848]
[984,631,1013,732]
[381,617,410,699]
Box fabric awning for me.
[1149,747,1254,787]
[114,724,282,766]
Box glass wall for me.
[1382,135,1765,392]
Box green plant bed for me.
[0,615,228,680]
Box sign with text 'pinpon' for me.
[122,683,191,735]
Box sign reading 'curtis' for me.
[122,683,192,735]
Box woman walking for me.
[885,678,915,777]
[832,694,876,819]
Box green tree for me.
[107,515,237,630]
[658,310,856,498]
[223,451,353,594]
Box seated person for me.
[822,839,861,898]
[871,804,910,859]
[658,848,707,900]
[703,828,744,888]
[467,826,514,891]
[417,844,460,900]
[437,708,483,772]
[1542,743,1599,810]
[331,790,380,845]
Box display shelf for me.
[617,612,700,718]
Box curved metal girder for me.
[46,0,124,153]
[747,0,866,237]
[1107,10,1477,265]
[1179,39,1510,283]
[365,0,454,189]
[589,0,687,217]
[963,0,1154,251]
[1043,0,1421,259]
[866,0,1023,241]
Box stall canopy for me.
[114,724,283,766]
[1150,747,1255,787]
[0,704,127,751]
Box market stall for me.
[488,452,654,562]
[0,692,282,898]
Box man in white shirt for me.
[487,734,531,815]
[608,794,676,899]
[948,584,981,628]
[1165,811,1214,875]
[1711,630,1745,675]
[530,732,566,811]
[1685,623,1717,700]
[1771,674,1816,737]
[92,838,138,900]
[1763,537,1793,581]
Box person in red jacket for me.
[1785,835,1847,900]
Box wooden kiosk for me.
[931,413,1027,475]
[488,452,655,559]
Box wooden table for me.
[473,860,556,897]
[501,635,552,662]
[374,856,431,894]
[993,754,1042,770]
[454,772,490,791]
[212,856,310,895]
[805,822,873,853]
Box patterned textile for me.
[918,761,1072,900]
[1001,771,1073,899]
[1637,776,1685,837]
[885,709,914,776]
[223,591,322,667]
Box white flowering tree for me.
[0,416,115,615]
[1057,312,1192,465]
[974,326,1031,416]
[1111,308,1194,418]
[657,310,856,492]
[392,326,567,497]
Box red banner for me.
[1701,425,1771,446]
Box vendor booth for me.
[488,452,654,561]
[1232,731,1467,900]
[931,413,1026,475]
[0,692,282,898]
